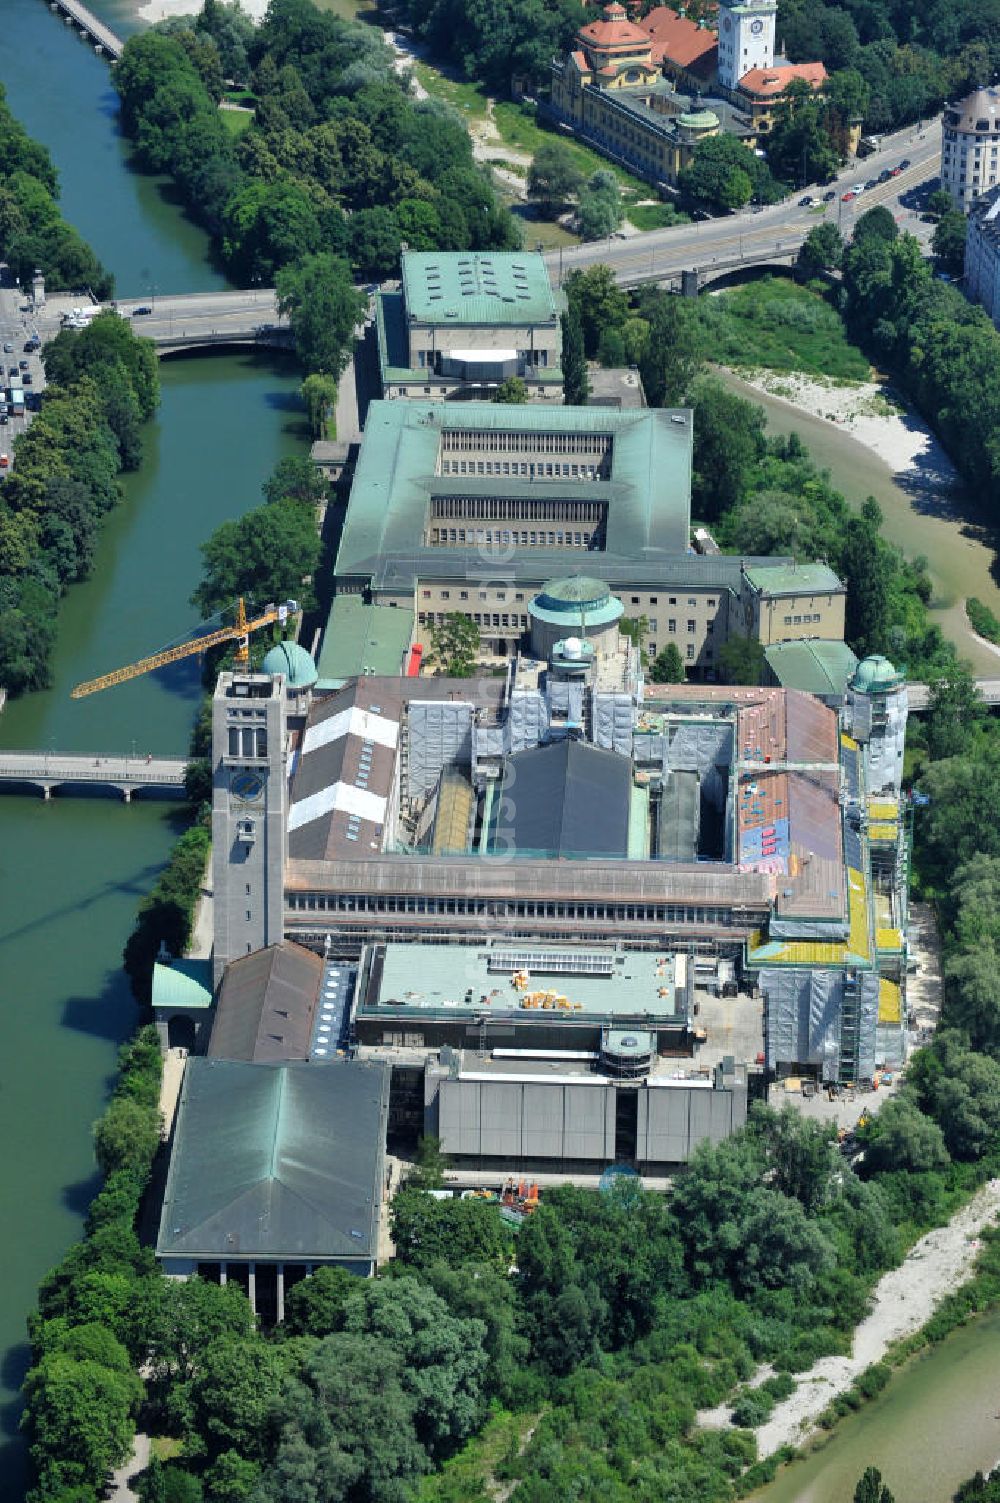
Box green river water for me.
[1,3,999,1498]
[0,3,306,1491]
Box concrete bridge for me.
[45,0,123,60]
[108,291,287,356]
[907,679,1000,711]
[0,751,187,801]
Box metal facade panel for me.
[707,1090,733,1144]
[564,1084,613,1159]
[688,1089,714,1154]
[644,1088,690,1162]
[521,1082,565,1157]
[481,1082,523,1157]
[438,1078,479,1155]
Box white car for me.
[851,183,865,195]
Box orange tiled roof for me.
[739,61,827,97]
[579,2,653,49]
[570,48,590,70]
[640,6,718,68]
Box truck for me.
[60,306,101,330]
[9,386,25,416]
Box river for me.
[719,371,1000,677]
[0,3,306,1494]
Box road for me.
[547,119,942,286]
[0,271,46,472]
[30,289,286,354]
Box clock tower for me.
[716,0,776,90]
[211,669,288,985]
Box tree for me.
[93,1097,160,1179]
[854,204,899,245]
[493,376,528,404]
[391,1189,514,1271]
[408,1132,448,1189]
[638,293,702,408]
[862,1096,950,1174]
[300,372,338,439]
[284,1266,357,1337]
[192,500,321,617]
[932,210,967,277]
[924,668,985,761]
[262,454,326,509]
[188,1336,289,1461]
[689,377,767,518]
[718,636,765,686]
[561,308,589,405]
[618,615,649,654]
[650,643,685,682]
[276,252,363,376]
[798,221,843,276]
[926,187,954,220]
[564,264,629,358]
[840,514,889,657]
[428,613,480,676]
[577,170,623,240]
[854,1466,895,1503]
[22,1352,142,1497]
[766,79,840,186]
[678,135,765,213]
[527,141,584,211]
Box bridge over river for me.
[0,751,187,800]
[45,0,122,60]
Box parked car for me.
[7,365,16,377]
[898,158,911,170]
[0,415,7,425]
[18,359,28,371]
[823,189,836,202]
[799,194,814,207]
[842,190,857,201]
[889,165,902,177]
[851,183,866,194]
[2,343,11,354]
[878,168,892,183]
[131,305,152,316]
[865,179,878,190]
[0,454,9,468]
[22,373,32,385]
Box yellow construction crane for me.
[70,597,299,699]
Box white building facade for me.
[716,0,776,92]
[941,87,1000,211]
[965,183,1000,326]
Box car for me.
[7,365,16,377]
[865,179,878,190]
[0,415,7,426]
[19,359,28,370]
[823,189,836,202]
[22,372,32,385]
[878,168,892,183]
[131,305,152,316]
[898,158,911,170]
[0,454,9,468]
[2,343,11,354]
[799,194,814,207]
[23,340,37,353]
[851,183,866,194]
[842,190,857,201]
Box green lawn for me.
[699,277,871,381]
[493,102,649,200]
[219,108,253,137]
[412,61,490,121]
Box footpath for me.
[697,1177,1000,1455]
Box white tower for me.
[845,656,908,798]
[716,0,776,90]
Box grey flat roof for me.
[157,1058,389,1263]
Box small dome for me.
[679,110,719,129]
[261,640,318,690]
[851,655,901,694]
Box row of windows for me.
[430,495,604,521]
[439,430,611,457]
[783,613,823,625]
[419,611,528,629]
[423,588,525,602]
[647,641,704,660]
[416,349,550,368]
[287,892,748,925]
[439,459,603,480]
[227,727,268,758]
[633,594,715,608]
[428,528,596,548]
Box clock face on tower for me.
[231,770,264,805]
[750,17,764,32]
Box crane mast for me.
[70,598,298,699]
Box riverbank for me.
[718,366,961,503]
[698,1176,1000,1457]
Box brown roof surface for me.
[739,62,826,98]
[209,942,323,1062]
[640,6,718,69]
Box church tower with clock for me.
[716,0,777,90]
[211,670,288,986]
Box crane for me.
[70,597,299,699]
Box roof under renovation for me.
[157,1058,389,1264]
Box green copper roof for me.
[261,640,318,689]
[335,402,694,588]
[679,110,718,127]
[401,250,558,326]
[152,959,213,1011]
[851,654,902,693]
[316,594,414,684]
[538,576,612,607]
[764,638,858,695]
[744,562,843,597]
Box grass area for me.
[412,61,490,122]
[222,89,256,106]
[966,596,1000,644]
[312,0,369,18]
[493,102,650,202]
[416,1409,537,1503]
[219,108,253,137]
[699,278,871,381]
[629,201,688,231]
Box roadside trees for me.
[528,141,584,214]
[798,221,843,276]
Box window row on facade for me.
[287,891,747,926]
[439,430,612,458]
[430,495,605,522]
[427,527,599,548]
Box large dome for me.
[851,655,901,694]
[261,640,318,690]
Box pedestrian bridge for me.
[0,752,187,801]
[46,0,123,60]
[907,678,1000,711]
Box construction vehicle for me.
[499,1179,540,1225]
[70,598,298,698]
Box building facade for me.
[965,183,1000,325]
[941,87,1000,211]
[376,252,563,402]
[716,0,776,91]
